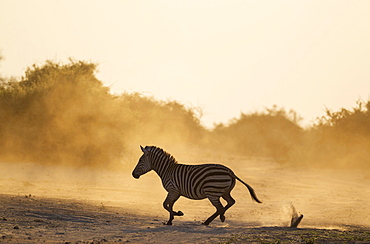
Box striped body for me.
[132,146,261,225]
[161,164,235,200]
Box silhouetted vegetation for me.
[0,61,119,166]
[293,100,370,168]
[0,60,206,167]
[0,59,369,169]
[211,106,303,161]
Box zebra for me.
[132,145,262,225]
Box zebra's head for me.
[132,145,152,179]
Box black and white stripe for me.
[132,145,261,225]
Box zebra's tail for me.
[235,175,262,203]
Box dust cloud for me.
[1,60,370,230]
[1,156,369,229]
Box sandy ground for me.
[1,156,370,243]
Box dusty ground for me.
[1,156,370,243]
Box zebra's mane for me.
[145,146,178,164]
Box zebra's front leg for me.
[162,192,182,225]
[202,196,225,226]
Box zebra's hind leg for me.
[163,192,181,225]
[220,193,236,222]
[202,196,225,226]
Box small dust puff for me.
[290,214,304,228]
[289,203,303,228]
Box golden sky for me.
[1,0,369,127]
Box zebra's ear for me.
[140,145,148,154]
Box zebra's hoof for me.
[220,215,225,222]
[176,211,184,216]
[163,221,172,225]
[201,222,209,226]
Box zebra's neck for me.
[147,148,177,178]
[152,159,176,178]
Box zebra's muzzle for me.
[132,171,140,179]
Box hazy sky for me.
[1,0,369,128]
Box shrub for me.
[300,100,370,168]
[211,106,303,161]
[0,60,207,167]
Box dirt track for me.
[1,157,370,243]
[1,194,369,243]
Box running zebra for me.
[132,145,262,225]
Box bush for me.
[298,100,370,168]
[0,60,207,167]
[0,60,122,166]
[211,106,303,161]
[1,59,369,169]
